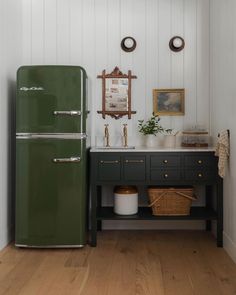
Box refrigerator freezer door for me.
[16,66,87,134]
[15,138,87,247]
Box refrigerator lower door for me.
[15,138,87,247]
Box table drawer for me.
[151,155,181,168]
[123,156,146,181]
[184,155,215,168]
[150,169,182,181]
[98,156,121,181]
[184,169,216,181]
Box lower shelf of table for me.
[97,206,217,220]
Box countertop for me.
[90,146,216,153]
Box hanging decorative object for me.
[169,36,185,52]
[121,37,137,52]
[97,67,137,119]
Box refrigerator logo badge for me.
[20,87,44,91]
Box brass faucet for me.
[123,124,128,147]
[104,124,110,147]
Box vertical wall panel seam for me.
[170,0,173,129]
[132,0,134,72]
[93,0,95,72]
[106,0,108,69]
[92,0,95,146]
[170,0,173,89]
[183,0,186,127]
[181,0,184,131]
[183,0,185,90]
[92,0,96,144]
[209,0,212,134]
[69,0,72,64]
[156,0,159,91]
[195,0,198,125]
[81,0,84,65]
[157,0,160,89]
[107,0,109,68]
[119,0,121,68]
[69,0,71,64]
[56,0,58,64]
[30,0,32,64]
[144,0,147,118]
[43,0,45,63]
[81,0,83,64]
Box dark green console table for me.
[90,148,223,247]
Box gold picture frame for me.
[153,88,185,116]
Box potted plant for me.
[138,113,172,147]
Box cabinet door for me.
[123,156,146,181]
[98,155,121,181]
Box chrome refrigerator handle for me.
[53,110,81,116]
[53,156,81,163]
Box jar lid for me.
[114,186,137,194]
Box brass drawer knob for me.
[164,174,168,178]
[163,160,168,164]
[198,173,203,178]
[198,160,203,164]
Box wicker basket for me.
[148,186,196,216]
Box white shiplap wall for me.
[0,0,22,250]
[22,0,210,145]
[210,0,236,262]
[21,0,210,229]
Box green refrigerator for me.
[15,65,88,247]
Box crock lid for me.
[114,186,138,194]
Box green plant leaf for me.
[138,114,172,135]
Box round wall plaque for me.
[121,37,137,52]
[169,36,185,52]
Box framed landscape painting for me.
[153,88,185,116]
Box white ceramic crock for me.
[145,135,156,147]
[114,186,138,215]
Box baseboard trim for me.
[223,231,236,263]
[0,225,14,251]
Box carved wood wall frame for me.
[97,67,137,119]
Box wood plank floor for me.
[0,231,236,295]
